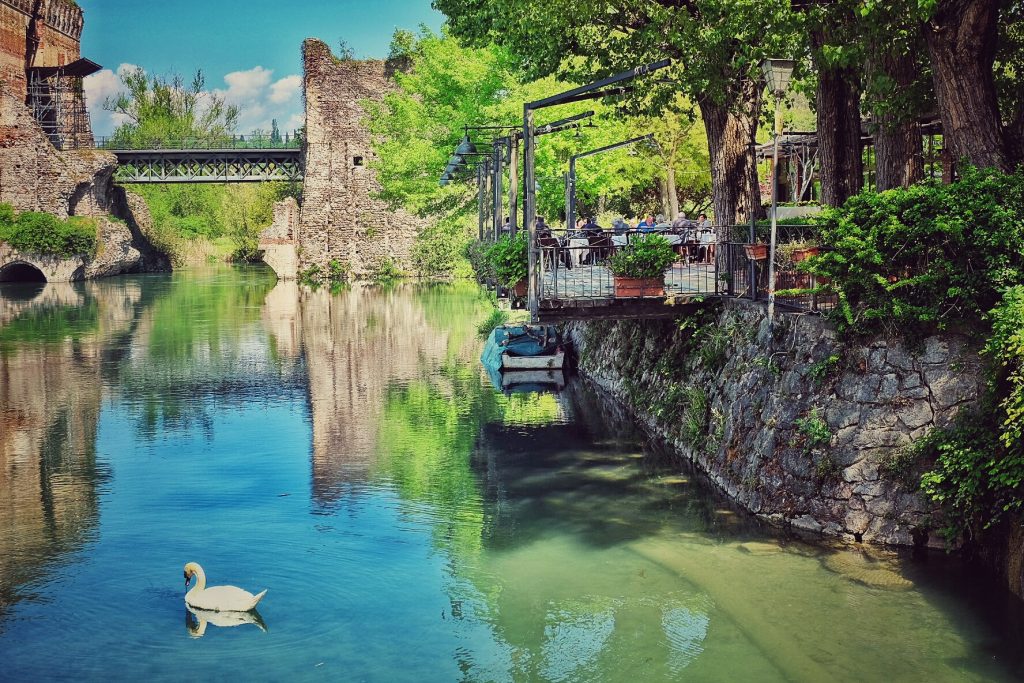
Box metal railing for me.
[94,133,303,151]
[525,223,837,315]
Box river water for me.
[0,266,1021,681]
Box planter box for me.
[791,246,820,263]
[614,275,665,297]
[744,244,768,261]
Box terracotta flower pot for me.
[744,244,768,261]
[511,280,527,297]
[614,275,665,297]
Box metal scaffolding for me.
[27,58,100,151]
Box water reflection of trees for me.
[112,267,303,439]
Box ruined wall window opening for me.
[353,156,364,167]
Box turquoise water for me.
[0,267,1021,681]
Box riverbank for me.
[565,301,983,545]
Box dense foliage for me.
[485,232,528,287]
[607,234,676,279]
[803,167,1024,339]
[918,287,1024,541]
[0,204,97,258]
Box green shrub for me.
[2,211,98,257]
[803,166,1024,339]
[0,202,16,233]
[371,257,402,283]
[486,232,528,287]
[464,239,495,282]
[607,234,676,279]
[327,259,350,282]
[919,287,1024,541]
[412,218,471,277]
[476,308,508,338]
[794,407,831,452]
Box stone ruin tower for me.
[260,39,426,279]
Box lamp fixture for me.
[761,58,795,97]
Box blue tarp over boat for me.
[481,324,562,392]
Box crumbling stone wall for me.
[297,39,424,277]
[258,197,300,279]
[0,82,166,279]
[567,300,985,548]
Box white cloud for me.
[220,66,273,103]
[269,75,302,104]
[215,68,304,136]
[84,63,141,137]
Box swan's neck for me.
[191,565,207,591]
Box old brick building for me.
[1,0,96,149]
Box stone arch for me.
[0,261,48,283]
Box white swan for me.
[183,562,267,612]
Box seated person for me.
[671,213,693,230]
[582,216,602,236]
[611,217,629,235]
[637,214,658,232]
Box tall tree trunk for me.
[699,80,763,230]
[812,31,863,206]
[923,0,1008,171]
[666,166,679,218]
[872,50,924,191]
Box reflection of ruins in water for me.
[262,281,477,505]
[0,281,142,621]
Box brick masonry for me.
[0,0,84,101]
[294,39,425,278]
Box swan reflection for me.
[185,607,267,638]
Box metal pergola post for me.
[566,134,654,234]
[522,59,670,321]
[477,164,485,240]
[509,137,519,236]
[493,139,504,239]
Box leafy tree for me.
[434,0,800,225]
[104,68,239,146]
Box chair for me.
[587,233,613,264]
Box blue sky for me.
[80,0,443,135]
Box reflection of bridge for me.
[93,136,304,184]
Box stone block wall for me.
[567,300,986,548]
[297,39,424,278]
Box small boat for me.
[481,324,566,392]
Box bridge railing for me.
[94,132,304,151]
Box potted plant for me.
[744,243,768,261]
[607,234,676,296]
[487,232,528,296]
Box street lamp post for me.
[761,58,795,327]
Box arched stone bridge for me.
[0,244,86,283]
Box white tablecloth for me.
[567,238,589,266]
